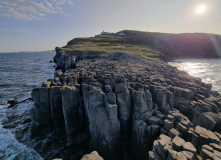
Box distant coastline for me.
[0,50,55,54]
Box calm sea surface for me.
[0,51,55,159]
[168,58,221,94]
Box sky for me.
[0,0,221,52]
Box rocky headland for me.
[30,31,221,160]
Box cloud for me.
[0,0,74,20]
[3,28,31,33]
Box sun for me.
[195,4,207,14]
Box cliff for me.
[30,31,221,160]
[64,30,221,60]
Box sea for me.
[0,51,55,160]
[168,58,221,94]
[0,53,221,160]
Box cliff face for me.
[30,49,221,160]
[121,30,221,59]
[65,31,221,59]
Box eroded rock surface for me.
[31,51,221,160]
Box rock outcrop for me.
[30,51,221,160]
[81,151,103,160]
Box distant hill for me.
[121,30,221,59]
[62,30,221,60]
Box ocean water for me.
[168,58,221,94]
[0,51,55,160]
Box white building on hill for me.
[101,31,110,35]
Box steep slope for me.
[30,31,221,160]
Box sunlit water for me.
[0,51,55,160]
[168,58,221,94]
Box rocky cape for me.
[30,33,221,160]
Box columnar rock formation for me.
[31,51,221,160]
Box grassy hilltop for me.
[58,30,221,61]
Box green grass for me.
[60,34,163,61]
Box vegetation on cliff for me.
[29,30,221,160]
[59,30,221,61]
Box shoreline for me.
[168,59,221,94]
[29,48,221,159]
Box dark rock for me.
[50,86,65,131]
[197,112,221,131]
[172,136,186,151]
[31,87,52,133]
[7,99,18,108]
[168,128,180,139]
[82,85,121,160]
[62,85,81,141]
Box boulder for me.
[81,151,103,160]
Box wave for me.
[169,58,221,94]
[0,124,43,160]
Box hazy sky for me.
[0,0,221,52]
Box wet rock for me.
[7,99,18,108]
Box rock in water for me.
[7,99,18,108]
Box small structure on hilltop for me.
[101,31,110,35]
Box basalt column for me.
[82,84,121,160]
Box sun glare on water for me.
[195,4,207,14]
